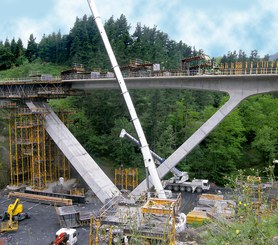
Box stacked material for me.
[213,200,236,221]
[198,194,224,206]
[186,210,210,224]
[187,194,227,224]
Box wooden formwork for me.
[141,196,181,216]
[187,210,210,224]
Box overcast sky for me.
[0,0,277,57]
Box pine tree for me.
[25,34,38,62]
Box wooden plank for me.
[8,192,72,206]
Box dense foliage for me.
[50,90,278,185]
[203,169,278,244]
[0,15,193,72]
[0,14,277,185]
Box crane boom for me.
[86,0,166,198]
[120,129,165,163]
[119,129,188,178]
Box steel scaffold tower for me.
[8,106,72,189]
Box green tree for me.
[109,117,141,165]
[25,34,38,62]
[239,95,278,168]
[155,124,176,159]
[203,109,246,185]
[105,14,132,66]
[15,38,26,66]
[0,45,13,70]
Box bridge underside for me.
[69,74,278,198]
[0,80,82,99]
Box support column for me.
[131,92,252,197]
[26,101,120,204]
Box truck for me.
[51,228,78,245]
[120,129,210,194]
[163,177,210,193]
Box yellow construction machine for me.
[0,198,29,232]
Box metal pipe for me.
[87,0,166,198]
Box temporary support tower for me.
[8,107,48,189]
[8,106,71,189]
[114,168,138,190]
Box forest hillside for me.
[0,14,277,186]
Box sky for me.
[0,0,278,57]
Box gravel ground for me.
[0,188,225,245]
[0,194,92,245]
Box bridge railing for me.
[62,67,278,80]
[1,67,278,83]
[0,76,61,83]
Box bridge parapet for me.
[61,61,278,80]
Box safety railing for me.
[0,76,61,83]
[60,67,278,80]
[1,66,278,83]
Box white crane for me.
[120,129,189,183]
[86,0,166,199]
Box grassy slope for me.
[0,60,68,79]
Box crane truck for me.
[163,178,210,193]
[120,129,210,193]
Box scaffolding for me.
[8,107,48,189]
[88,194,181,245]
[8,106,72,189]
[232,175,278,219]
[115,168,138,190]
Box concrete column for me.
[26,101,120,204]
[131,92,252,198]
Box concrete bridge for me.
[70,74,278,94]
[68,74,278,197]
[0,73,278,99]
[1,73,278,201]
